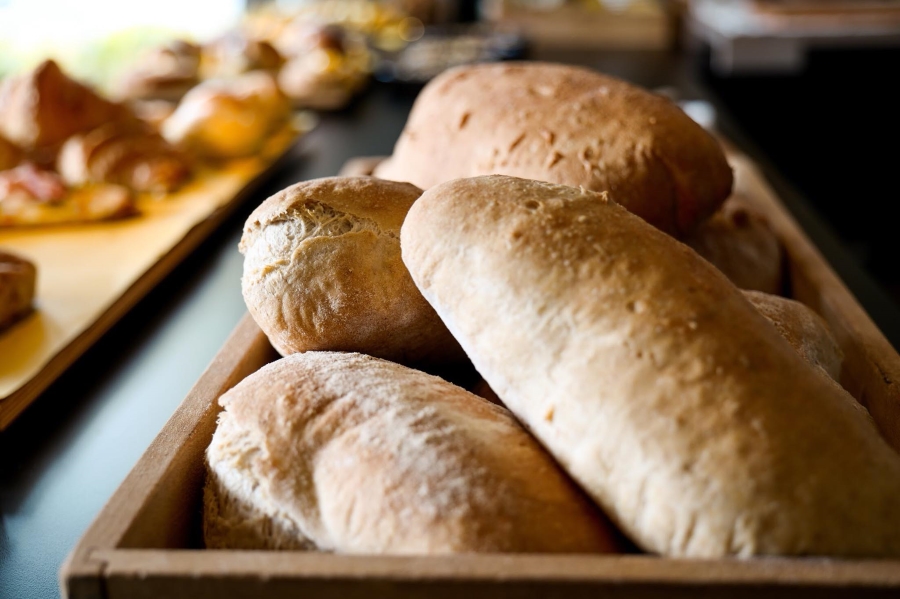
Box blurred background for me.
[1,0,898,296]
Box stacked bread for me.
[208,62,900,559]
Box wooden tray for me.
[61,149,900,598]
[0,119,314,430]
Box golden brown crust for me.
[117,40,201,102]
[401,174,900,558]
[57,121,191,194]
[0,250,36,330]
[0,60,131,151]
[161,72,289,159]
[375,62,733,236]
[687,195,784,294]
[204,351,619,554]
[743,290,843,381]
[240,176,464,365]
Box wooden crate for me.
[61,149,900,598]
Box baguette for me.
[401,174,900,558]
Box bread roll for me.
[337,155,387,177]
[687,195,783,294]
[0,250,36,330]
[375,62,733,236]
[161,72,289,159]
[744,290,843,381]
[240,176,464,364]
[402,174,900,558]
[204,351,618,554]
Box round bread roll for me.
[0,249,36,330]
[204,351,618,554]
[239,176,464,364]
[402,174,900,558]
[743,290,843,382]
[686,195,783,294]
[374,62,733,237]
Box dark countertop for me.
[2,49,899,599]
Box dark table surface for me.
[2,49,899,599]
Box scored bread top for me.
[375,62,733,237]
[204,351,619,554]
[401,174,900,558]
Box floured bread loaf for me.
[375,62,733,236]
[743,290,843,382]
[240,176,464,364]
[204,351,618,554]
[402,174,900,558]
[687,195,783,294]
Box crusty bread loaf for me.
[743,290,843,381]
[687,195,783,294]
[374,62,733,237]
[0,250,36,330]
[401,174,900,558]
[204,351,618,554]
[240,176,464,364]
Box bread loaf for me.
[401,174,900,558]
[0,250,36,330]
[375,62,733,236]
[743,290,843,381]
[204,351,618,554]
[240,176,464,364]
[687,195,783,294]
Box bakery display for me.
[687,194,784,294]
[0,163,134,227]
[117,41,202,103]
[743,289,843,381]
[374,62,733,237]
[0,249,36,330]
[401,174,900,558]
[239,176,464,364]
[57,121,191,194]
[204,351,617,554]
[162,71,290,159]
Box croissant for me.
[200,32,284,79]
[57,121,191,194]
[0,60,131,158]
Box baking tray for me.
[0,117,315,429]
[61,148,900,598]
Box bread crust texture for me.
[204,351,619,554]
[401,174,900,558]
[375,62,733,237]
[240,176,464,364]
